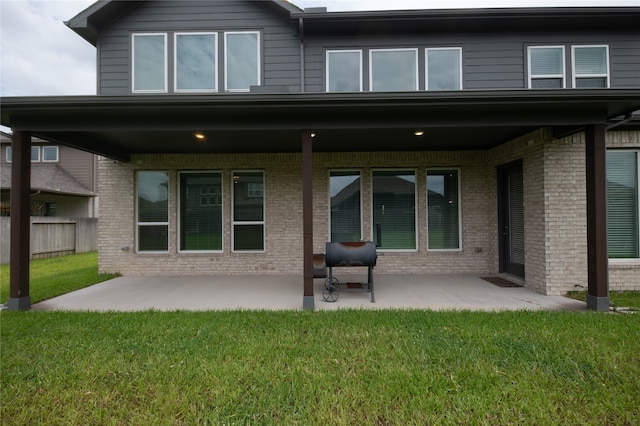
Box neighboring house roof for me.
[1,164,96,197]
[66,0,302,46]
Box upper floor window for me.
[426,48,462,91]
[528,46,565,89]
[42,146,59,162]
[175,33,217,93]
[225,32,260,92]
[370,49,418,92]
[6,146,58,163]
[133,33,167,93]
[326,50,363,92]
[572,45,609,88]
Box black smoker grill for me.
[318,241,377,303]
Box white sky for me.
[1,0,639,98]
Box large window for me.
[326,50,363,92]
[372,170,416,250]
[426,48,462,91]
[225,32,260,92]
[427,169,461,250]
[330,171,362,242]
[572,45,609,88]
[528,46,565,89]
[179,172,222,252]
[132,33,167,93]
[232,171,265,252]
[370,49,418,92]
[607,151,639,259]
[137,171,169,252]
[175,33,217,92]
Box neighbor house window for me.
[5,147,11,162]
[370,49,418,92]
[330,171,362,242]
[225,32,260,92]
[372,170,417,250]
[528,46,565,89]
[607,150,639,259]
[326,50,363,92]
[136,171,169,252]
[426,48,462,91]
[427,169,461,250]
[175,33,217,92]
[179,172,223,252]
[572,45,609,88]
[232,171,264,252]
[132,33,167,93]
[42,146,59,162]
[31,146,40,162]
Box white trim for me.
[369,48,419,92]
[425,47,463,91]
[527,45,566,89]
[231,170,266,253]
[132,33,168,94]
[224,31,261,93]
[41,146,59,162]
[571,45,610,88]
[174,32,218,93]
[426,167,463,252]
[325,50,363,92]
[328,169,364,242]
[135,171,170,253]
[177,171,224,254]
[371,168,419,252]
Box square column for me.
[302,130,314,310]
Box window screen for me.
[330,171,362,242]
[372,170,416,250]
[607,151,639,258]
[427,169,460,250]
[180,172,222,252]
[137,171,169,252]
[233,171,264,251]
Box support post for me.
[585,124,609,312]
[302,130,314,310]
[8,131,32,311]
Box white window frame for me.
[132,33,168,94]
[425,47,463,91]
[527,45,566,89]
[608,150,640,261]
[5,146,11,163]
[178,171,223,254]
[328,169,364,242]
[326,50,363,92]
[136,170,170,254]
[371,168,419,252]
[224,31,261,93]
[369,48,419,92]
[231,170,265,253]
[41,146,59,162]
[571,45,610,89]
[174,32,218,93]
[426,168,462,252]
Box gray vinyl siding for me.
[303,32,640,92]
[96,0,300,95]
[58,147,96,192]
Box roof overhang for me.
[2,90,639,162]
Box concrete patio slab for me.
[32,274,586,312]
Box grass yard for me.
[2,310,639,425]
[0,252,118,304]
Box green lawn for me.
[0,252,118,304]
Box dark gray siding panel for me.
[97,0,300,95]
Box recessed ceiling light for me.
[414,130,424,137]
[311,132,316,138]
[194,132,206,140]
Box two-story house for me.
[2,1,639,311]
[1,131,98,218]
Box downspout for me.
[605,112,634,131]
[299,17,305,93]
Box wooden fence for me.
[0,217,98,264]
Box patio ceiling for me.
[2,89,639,162]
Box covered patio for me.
[31,274,586,312]
[3,90,640,312]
